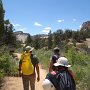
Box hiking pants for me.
[22,73,36,90]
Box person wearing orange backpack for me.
[18,46,40,90]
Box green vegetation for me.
[0,45,90,90]
[27,28,90,50]
[0,0,5,42]
[35,47,90,90]
[65,47,90,90]
[0,0,20,83]
[35,49,52,69]
[0,0,90,89]
[0,46,18,80]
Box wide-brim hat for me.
[54,57,71,67]
[25,46,34,51]
[53,47,59,50]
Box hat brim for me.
[54,63,71,67]
[25,46,34,51]
[29,48,34,51]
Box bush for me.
[0,46,18,76]
[65,47,90,90]
[35,49,52,69]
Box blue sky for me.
[3,0,90,35]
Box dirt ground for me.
[1,67,47,90]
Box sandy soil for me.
[1,67,47,90]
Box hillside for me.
[84,38,90,48]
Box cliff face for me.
[14,31,29,43]
[81,21,90,30]
[14,31,48,43]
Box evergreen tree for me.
[40,38,47,48]
[48,30,52,49]
[4,20,16,46]
[53,29,63,47]
[79,30,86,41]
[72,31,80,42]
[0,0,5,44]
[33,35,41,49]
[64,29,72,39]
[26,34,33,45]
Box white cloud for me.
[42,27,51,34]
[34,22,42,26]
[18,28,27,32]
[57,19,64,23]
[73,19,76,21]
[79,25,82,28]
[44,27,51,30]
[12,23,28,33]
[12,23,21,27]
[42,29,50,34]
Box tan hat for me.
[54,57,71,67]
[25,46,34,51]
[54,47,59,51]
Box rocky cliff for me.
[14,31,29,43]
[81,21,90,30]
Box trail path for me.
[1,67,47,90]
[1,53,48,90]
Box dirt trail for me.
[1,53,48,90]
[1,67,47,90]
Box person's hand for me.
[19,71,22,77]
[51,71,57,75]
[37,76,40,82]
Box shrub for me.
[65,47,90,90]
[35,49,52,69]
[0,46,18,76]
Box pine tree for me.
[0,0,5,44]
[48,30,52,49]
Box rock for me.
[14,31,29,43]
[81,21,90,30]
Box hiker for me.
[18,46,40,90]
[43,57,76,90]
[54,57,76,90]
[49,46,60,72]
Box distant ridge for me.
[14,31,48,43]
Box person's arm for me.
[49,59,53,73]
[69,70,76,80]
[32,54,40,81]
[18,60,22,76]
[36,63,40,82]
